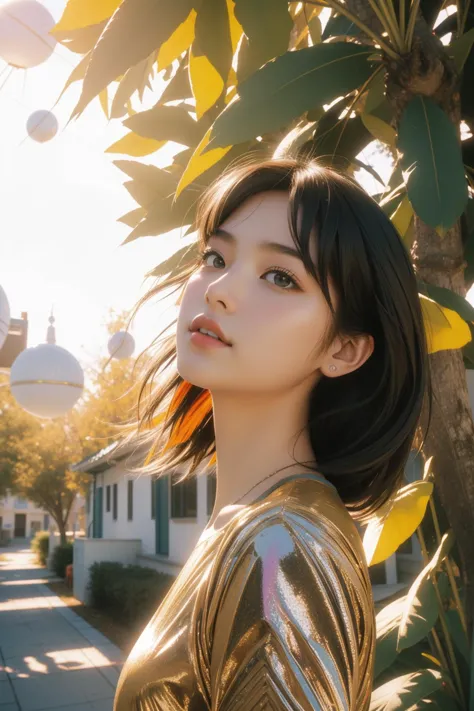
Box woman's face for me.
[176,190,338,394]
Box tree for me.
[0,309,142,542]
[73,308,143,458]
[0,374,88,543]
[53,1,474,613]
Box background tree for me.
[73,307,143,458]
[0,309,142,541]
[53,0,474,614]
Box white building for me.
[0,491,86,544]
[71,440,424,604]
[0,493,50,541]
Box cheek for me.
[245,300,323,375]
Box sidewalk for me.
[0,541,124,711]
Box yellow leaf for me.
[420,294,472,354]
[52,0,121,33]
[361,112,396,148]
[157,9,196,71]
[176,127,232,198]
[106,132,165,156]
[189,49,224,119]
[390,196,413,237]
[99,88,109,119]
[227,0,243,53]
[363,481,434,566]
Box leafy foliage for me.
[52,542,74,578]
[53,0,474,359]
[0,310,142,539]
[31,530,50,566]
[88,561,174,626]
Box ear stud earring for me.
[329,365,337,372]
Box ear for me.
[322,334,374,378]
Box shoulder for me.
[213,476,369,581]
[201,478,375,710]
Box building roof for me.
[71,439,141,474]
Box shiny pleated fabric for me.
[114,475,375,710]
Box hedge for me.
[31,531,49,566]
[52,542,73,578]
[88,562,175,627]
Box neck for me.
[208,381,319,524]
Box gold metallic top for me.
[114,474,375,710]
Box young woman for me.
[113,158,432,710]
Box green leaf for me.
[147,242,199,278]
[207,43,375,149]
[417,280,474,324]
[369,669,444,710]
[123,104,202,146]
[374,595,407,678]
[445,608,470,667]
[72,0,194,117]
[448,27,474,71]
[397,533,454,652]
[397,96,469,229]
[415,689,462,710]
[303,95,372,162]
[234,0,292,67]
[397,573,449,653]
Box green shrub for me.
[31,531,49,566]
[88,562,175,627]
[52,542,73,578]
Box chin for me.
[176,351,216,390]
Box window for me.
[112,483,118,521]
[151,478,156,519]
[14,497,28,509]
[127,480,133,521]
[207,470,217,516]
[171,472,197,518]
[106,485,111,513]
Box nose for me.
[204,267,243,311]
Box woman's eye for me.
[198,249,299,291]
[199,249,224,268]
[265,270,298,290]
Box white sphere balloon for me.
[0,0,56,69]
[10,343,84,419]
[27,110,58,143]
[108,331,135,360]
[0,284,11,350]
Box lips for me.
[189,315,232,346]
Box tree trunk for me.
[412,217,474,624]
[55,515,67,546]
[343,0,474,628]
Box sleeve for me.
[201,506,375,711]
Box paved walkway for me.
[0,541,124,711]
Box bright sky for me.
[0,0,188,390]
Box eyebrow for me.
[210,227,304,263]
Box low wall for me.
[73,537,142,604]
